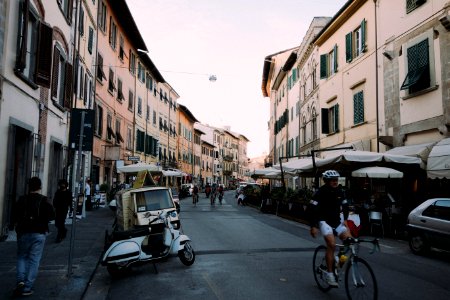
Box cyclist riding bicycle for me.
[308,170,352,288]
[192,185,199,204]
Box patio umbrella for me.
[351,166,403,178]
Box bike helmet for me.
[322,170,340,179]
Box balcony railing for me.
[161,159,179,169]
[223,155,233,162]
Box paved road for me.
[84,191,450,300]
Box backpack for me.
[15,194,54,234]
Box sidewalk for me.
[0,206,115,299]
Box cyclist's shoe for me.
[325,272,339,288]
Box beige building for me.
[177,104,198,181]
[0,0,74,236]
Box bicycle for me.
[192,193,199,206]
[312,237,380,300]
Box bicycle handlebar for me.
[338,237,380,254]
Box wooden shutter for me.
[79,6,84,35]
[16,0,30,71]
[320,54,328,79]
[67,0,73,22]
[334,104,339,132]
[88,27,94,54]
[333,44,338,73]
[361,19,367,52]
[51,47,60,98]
[321,108,329,134]
[345,32,353,62]
[35,22,53,87]
[64,62,73,108]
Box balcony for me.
[161,159,179,169]
[223,170,232,176]
[223,155,233,162]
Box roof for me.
[108,0,147,52]
[140,54,165,83]
[178,104,199,123]
[261,47,298,97]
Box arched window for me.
[311,108,317,141]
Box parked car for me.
[180,184,193,198]
[406,198,450,255]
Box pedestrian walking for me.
[85,179,92,211]
[12,177,54,297]
[53,179,72,243]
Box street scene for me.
[1,0,450,299]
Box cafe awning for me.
[427,137,450,179]
[117,163,161,174]
[351,166,403,178]
[385,142,436,169]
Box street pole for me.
[68,110,85,277]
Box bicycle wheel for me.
[345,257,377,300]
[312,245,332,292]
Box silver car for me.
[406,198,450,254]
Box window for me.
[128,90,134,111]
[312,64,317,89]
[423,200,450,221]
[109,17,117,49]
[96,53,106,81]
[147,105,150,120]
[153,111,157,125]
[115,119,123,144]
[400,34,433,95]
[302,116,306,145]
[51,45,73,108]
[346,19,366,63]
[137,62,145,83]
[78,64,85,99]
[137,97,142,115]
[15,0,53,88]
[117,78,124,101]
[321,104,339,134]
[311,108,318,140]
[320,44,338,79]
[95,105,103,136]
[106,114,115,141]
[146,74,153,90]
[79,6,84,36]
[129,50,136,75]
[407,0,427,14]
[98,1,106,31]
[88,27,94,54]
[353,91,365,125]
[85,75,92,108]
[58,0,73,22]
[126,127,132,150]
[108,68,115,93]
[119,35,124,60]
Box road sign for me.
[128,156,140,161]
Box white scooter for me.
[102,209,195,277]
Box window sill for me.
[14,70,38,90]
[401,85,439,100]
[351,121,367,128]
[52,100,67,112]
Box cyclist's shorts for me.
[319,221,347,236]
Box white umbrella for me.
[162,170,183,177]
[351,166,403,178]
[427,137,450,179]
[117,163,161,173]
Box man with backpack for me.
[12,177,54,297]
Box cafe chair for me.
[368,211,384,237]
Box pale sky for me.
[127,0,348,158]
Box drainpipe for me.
[374,0,380,152]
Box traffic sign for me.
[128,156,140,161]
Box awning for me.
[117,163,161,173]
[427,137,450,179]
[321,140,369,158]
[385,142,436,169]
[162,169,183,177]
[274,157,321,173]
[351,167,403,178]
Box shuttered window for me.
[353,91,364,125]
[51,45,73,109]
[400,38,430,94]
[406,0,427,14]
[320,44,338,79]
[321,104,339,134]
[88,27,94,54]
[346,19,366,63]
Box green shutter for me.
[333,44,338,73]
[320,54,328,79]
[346,32,353,62]
[334,104,339,132]
[321,108,330,134]
[88,27,94,54]
[353,91,364,124]
[361,19,367,52]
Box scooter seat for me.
[112,227,151,241]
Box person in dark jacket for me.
[12,177,54,297]
[53,179,72,243]
[308,170,351,288]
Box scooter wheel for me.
[178,242,195,266]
